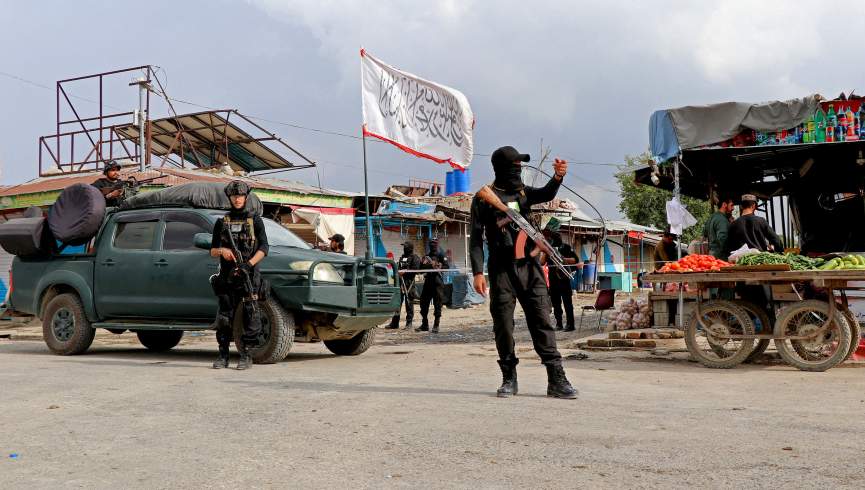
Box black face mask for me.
[403,245,413,256]
[493,161,524,192]
[428,244,438,255]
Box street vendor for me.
[726,194,783,254]
[653,228,687,268]
[703,194,735,260]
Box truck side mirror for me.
[193,233,213,250]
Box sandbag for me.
[120,182,263,216]
[47,183,106,246]
[0,217,49,257]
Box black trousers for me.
[211,268,262,347]
[391,279,416,324]
[549,279,574,328]
[489,260,562,367]
[420,278,443,323]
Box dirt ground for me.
[3,295,865,489]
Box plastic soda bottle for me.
[858,104,865,138]
[828,104,837,127]
[826,123,834,142]
[847,107,857,140]
[839,106,847,129]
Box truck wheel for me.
[324,328,377,356]
[42,293,95,355]
[234,298,294,364]
[136,330,184,351]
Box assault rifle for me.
[224,226,258,305]
[101,174,168,203]
[476,185,573,279]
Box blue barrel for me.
[445,171,455,196]
[582,263,596,285]
[453,168,471,193]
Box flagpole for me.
[361,126,374,260]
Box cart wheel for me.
[841,308,861,361]
[684,300,755,369]
[774,300,851,372]
[732,300,772,363]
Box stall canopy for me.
[650,94,821,162]
[291,207,355,251]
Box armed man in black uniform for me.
[470,146,578,399]
[388,241,422,329]
[416,237,448,333]
[209,181,269,370]
[91,161,124,207]
[542,224,581,331]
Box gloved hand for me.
[239,262,253,275]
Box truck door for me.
[150,211,218,319]
[94,211,160,318]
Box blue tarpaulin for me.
[649,110,680,163]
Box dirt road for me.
[2,329,865,489]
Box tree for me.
[615,153,711,244]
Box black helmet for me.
[103,160,121,174]
[224,180,251,197]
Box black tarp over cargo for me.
[120,182,263,216]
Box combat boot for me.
[563,323,576,332]
[496,360,518,397]
[554,323,564,331]
[415,319,429,332]
[545,364,578,399]
[386,317,399,329]
[431,317,440,334]
[236,344,253,370]
[404,319,413,330]
[212,344,229,369]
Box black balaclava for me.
[429,241,439,255]
[491,146,530,192]
[550,232,563,247]
[403,243,414,256]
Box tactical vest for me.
[489,184,532,252]
[222,215,257,261]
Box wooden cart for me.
[644,270,865,371]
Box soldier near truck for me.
[209,181,269,370]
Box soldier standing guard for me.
[469,146,578,399]
[209,181,269,370]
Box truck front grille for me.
[364,290,394,305]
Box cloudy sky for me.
[2,0,865,219]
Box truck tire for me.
[136,330,184,351]
[324,328,377,356]
[234,298,294,364]
[42,293,95,355]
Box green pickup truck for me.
[7,207,400,363]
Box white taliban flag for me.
[361,49,474,169]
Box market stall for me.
[640,92,865,371]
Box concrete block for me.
[634,340,657,348]
[655,332,673,339]
[608,332,623,339]
[625,332,641,340]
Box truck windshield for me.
[262,218,311,249]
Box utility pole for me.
[130,76,150,171]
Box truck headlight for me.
[289,261,344,283]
